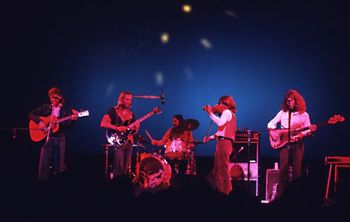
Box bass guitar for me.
[29,110,89,142]
[269,114,345,149]
[106,107,161,146]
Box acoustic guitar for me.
[29,110,89,142]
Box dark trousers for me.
[39,135,66,181]
[113,143,133,176]
[277,141,304,198]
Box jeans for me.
[38,135,66,180]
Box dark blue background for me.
[3,0,349,158]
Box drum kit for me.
[103,118,201,190]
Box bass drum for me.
[137,154,172,189]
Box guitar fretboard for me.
[128,111,156,129]
[57,115,73,123]
[294,121,328,133]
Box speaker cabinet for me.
[231,141,258,162]
[229,162,258,180]
[230,130,260,196]
[265,169,279,202]
[229,162,259,196]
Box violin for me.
[202,104,223,114]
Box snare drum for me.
[164,138,188,160]
[137,153,172,189]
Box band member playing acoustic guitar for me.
[28,87,79,181]
[203,95,237,195]
[267,89,317,200]
[147,114,195,175]
[100,91,140,179]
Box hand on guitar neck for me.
[71,109,79,120]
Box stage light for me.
[160,32,170,44]
[182,4,192,14]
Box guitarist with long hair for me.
[100,91,140,179]
[28,87,79,181]
[267,89,317,200]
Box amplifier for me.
[231,141,259,162]
[229,162,259,196]
[236,130,260,142]
[229,162,258,180]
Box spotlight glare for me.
[200,38,212,49]
[155,71,164,86]
[182,4,192,13]
[160,32,170,44]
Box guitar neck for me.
[128,111,154,128]
[294,121,328,133]
[57,115,73,123]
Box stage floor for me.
[3,149,350,222]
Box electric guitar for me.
[29,110,89,142]
[269,114,345,149]
[106,107,161,146]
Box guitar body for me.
[269,129,293,149]
[106,129,134,147]
[29,110,89,142]
[29,115,59,142]
[106,107,162,146]
[106,122,135,147]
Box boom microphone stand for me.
[287,105,293,182]
[246,129,251,192]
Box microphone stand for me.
[45,114,54,144]
[133,88,165,104]
[246,129,251,192]
[287,108,293,182]
[2,127,29,140]
[205,120,213,139]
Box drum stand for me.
[185,151,197,175]
[131,146,141,183]
[103,143,114,180]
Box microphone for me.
[161,89,165,104]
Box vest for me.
[224,111,236,141]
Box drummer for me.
[147,114,195,174]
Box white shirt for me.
[267,110,311,136]
[52,106,61,117]
[209,109,232,138]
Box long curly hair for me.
[281,89,306,113]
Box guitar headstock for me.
[78,110,90,117]
[152,107,162,115]
[328,114,345,125]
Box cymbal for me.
[184,119,199,131]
